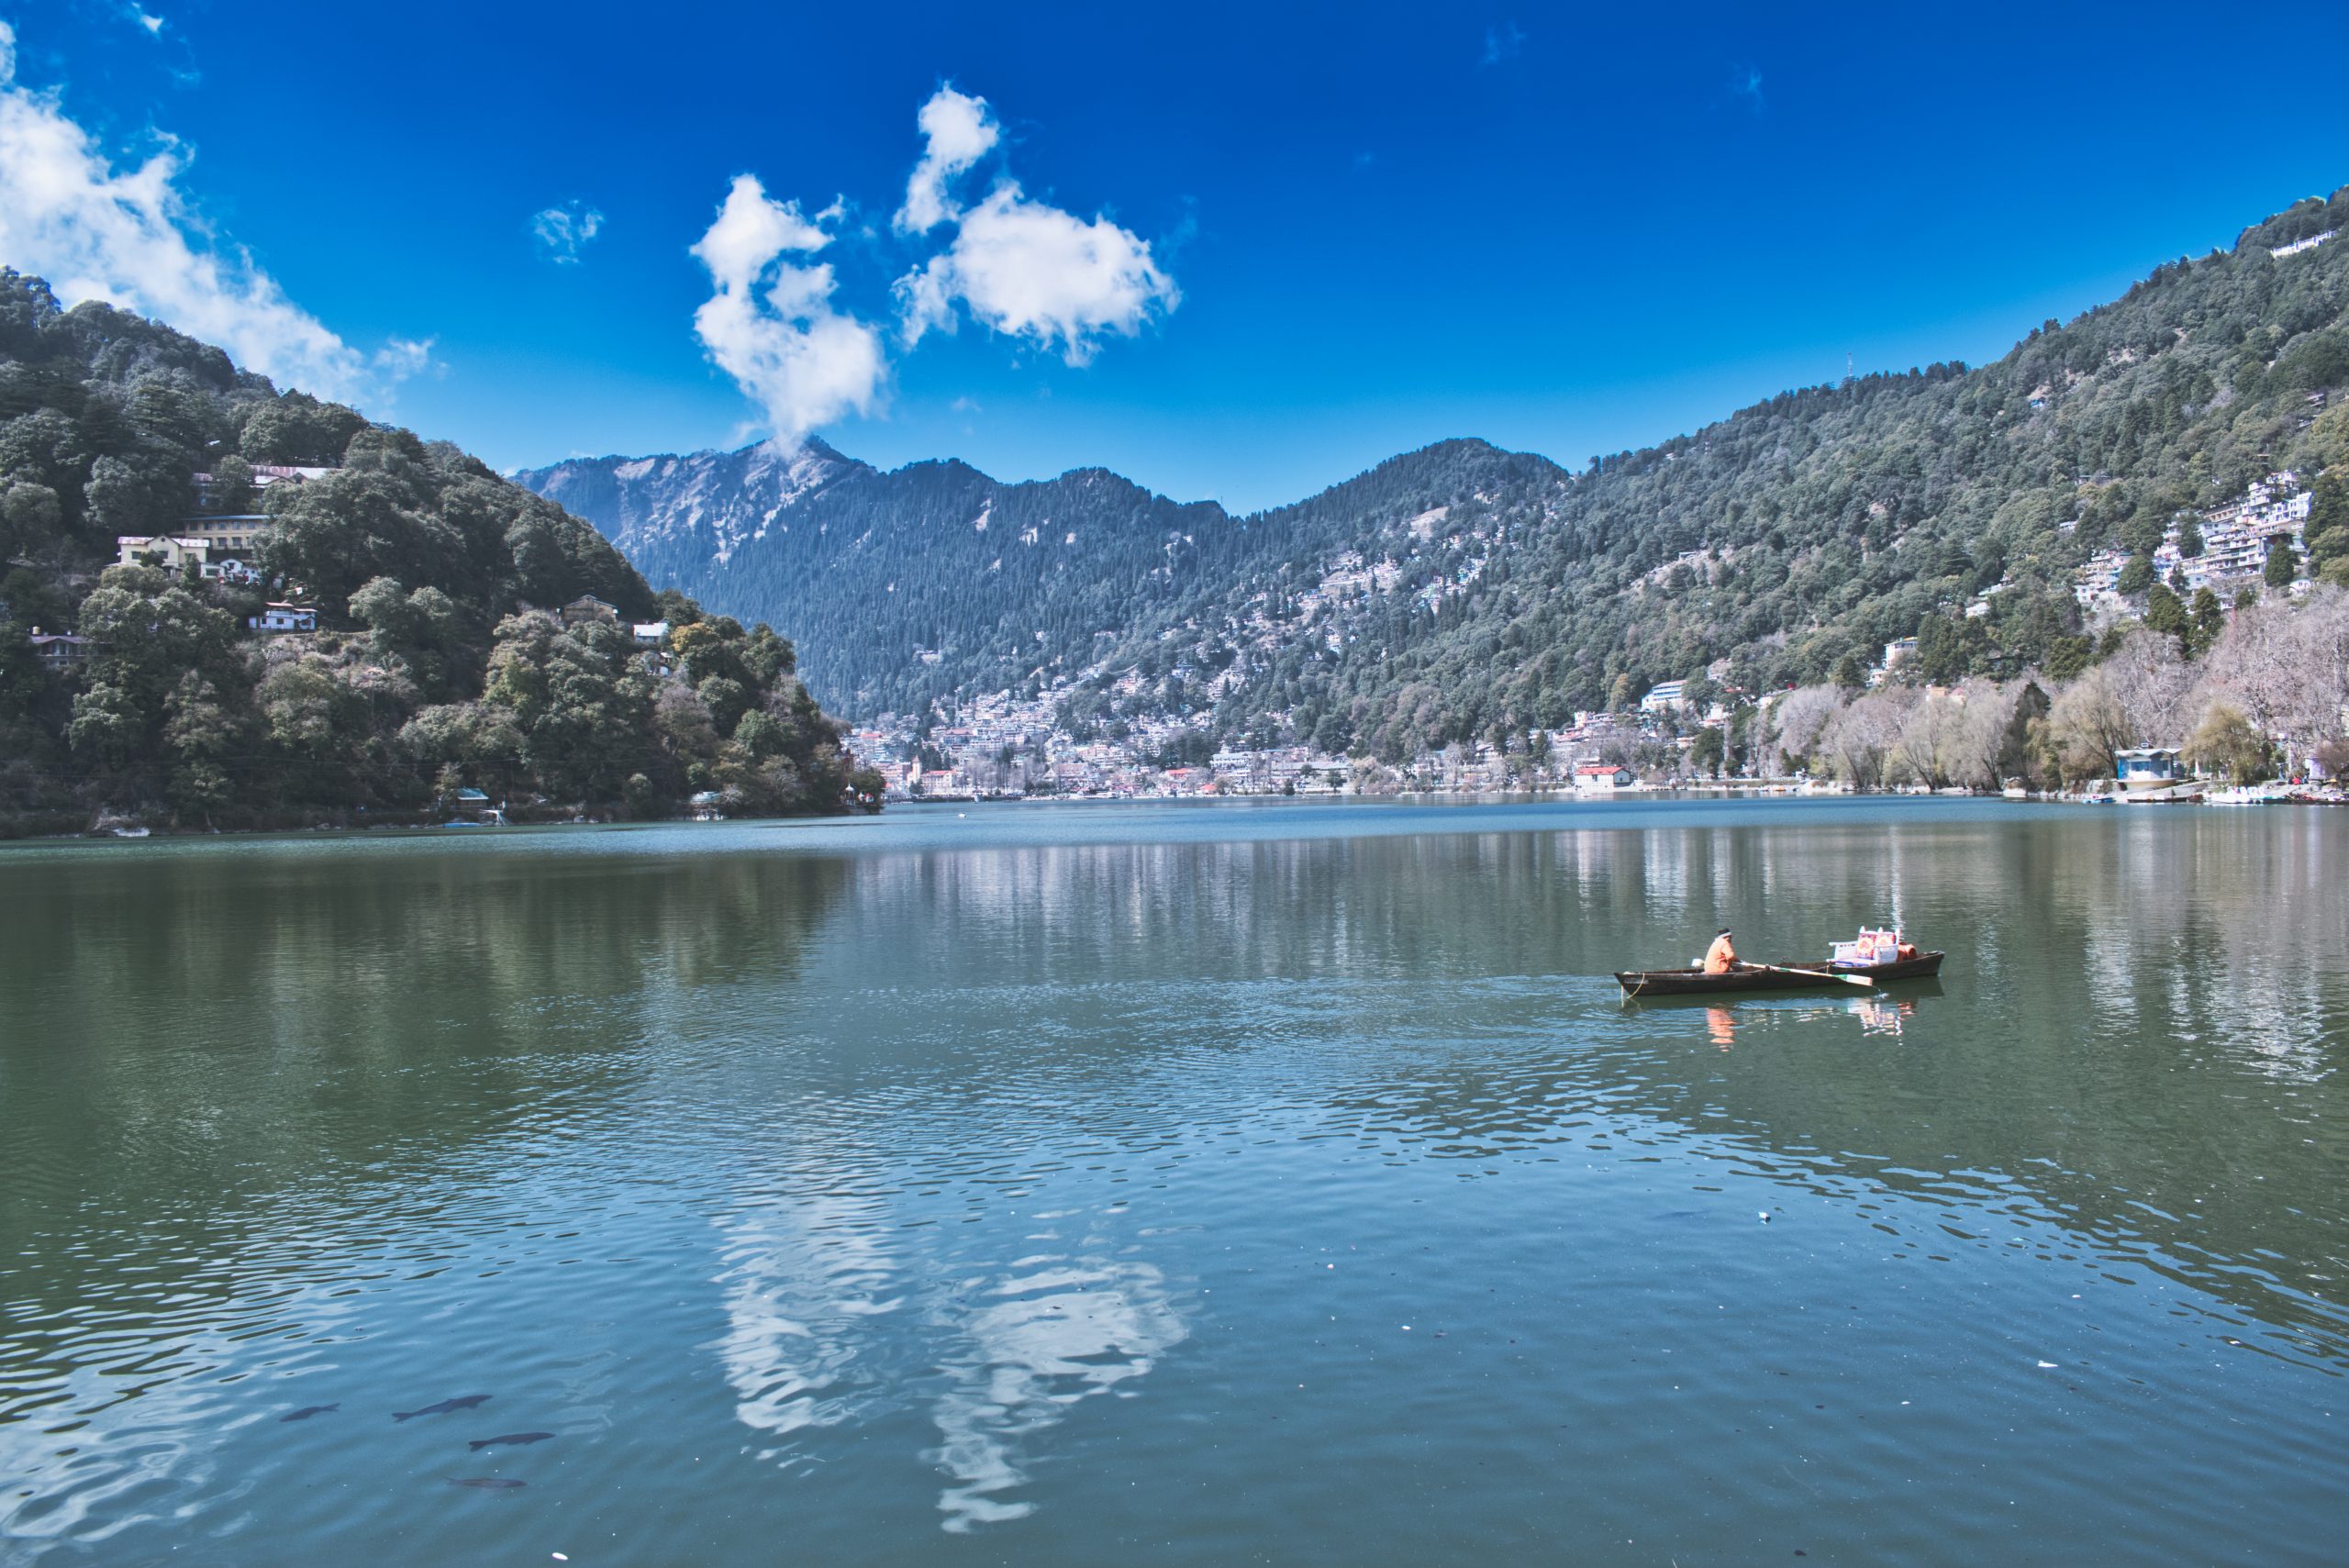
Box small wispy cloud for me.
[128,6,164,36]
[1730,63,1765,114]
[1481,22,1525,66]
[531,200,604,264]
[894,84,996,236]
[373,337,440,381]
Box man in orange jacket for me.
[1702,928,1739,975]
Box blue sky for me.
[7,1,2349,510]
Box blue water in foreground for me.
[3,797,2344,1564]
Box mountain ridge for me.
[518,183,2349,756]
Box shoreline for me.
[21,784,2335,849]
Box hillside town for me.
[842,470,2344,802]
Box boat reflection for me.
[1846,995,1919,1037]
[1630,981,1944,1046]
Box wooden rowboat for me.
[1614,951,1945,997]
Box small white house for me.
[249,603,317,633]
[2115,748,2183,793]
[28,631,91,670]
[1574,762,1636,794]
[631,619,669,646]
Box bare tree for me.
[2040,666,2136,783]
[2191,584,2349,767]
[1821,689,1914,788]
[1941,679,2022,789]
[1760,684,1842,775]
[2102,630,2196,745]
[1887,690,1961,787]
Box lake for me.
[3,797,2344,1565]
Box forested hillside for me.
[519,439,1232,717]
[0,272,877,831]
[526,185,2349,758]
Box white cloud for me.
[894,85,996,236]
[0,23,419,402]
[890,86,1177,366]
[896,182,1178,366]
[692,86,1177,443]
[690,172,885,449]
[531,200,604,264]
[1481,21,1524,65]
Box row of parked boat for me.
[2058,782,2348,806]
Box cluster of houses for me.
[847,685,1682,802]
[18,464,364,664]
[27,454,644,670]
[2073,472,2317,612]
[104,534,314,632]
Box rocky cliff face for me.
[519,439,861,569]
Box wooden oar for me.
[1748,962,1876,988]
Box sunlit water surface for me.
[3,797,2344,1565]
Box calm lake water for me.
[3,797,2345,1565]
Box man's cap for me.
[1717,927,1732,935]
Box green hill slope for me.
[0,273,875,829]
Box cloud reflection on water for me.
[711,1184,1186,1531]
[712,1191,903,1460]
[926,1255,1185,1531]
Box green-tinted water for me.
[3,798,2344,1564]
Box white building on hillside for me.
[116,536,212,573]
